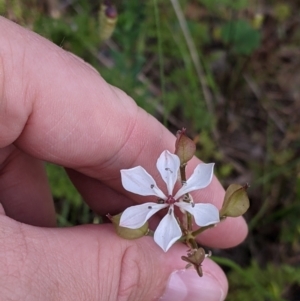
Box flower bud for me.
[108,213,149,239]
[220,184,250,217]
[99,1,118,41]
[175,128,196,165]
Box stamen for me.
[157,198,165,204]
[168,208,173,215]
[183,195,189,201]
[148,206,152,209]
[150,184,155,189]
[165,167,173,173]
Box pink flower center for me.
[166,195,176,205]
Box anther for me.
[165,168,173,173]
[157,199,164,204]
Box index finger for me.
[0,17,247,247]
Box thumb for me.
[0,215,227,301]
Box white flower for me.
[120,150,220,252]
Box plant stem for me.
[179,164,193,231]
[192,224,215,237]
[169,0,214,117]
[153,0,167,126]
[192,216,226,237]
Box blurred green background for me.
[2,0,300,300]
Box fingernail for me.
[159,269,225,301]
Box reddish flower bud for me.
[175,128,196,164]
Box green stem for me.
[179,164,187,183]
[192,216,226,237]
[188,237,198,249]
[153,0,167,126]
[186,212,193,231]
[179,164,193,231]
[192,224,215,237]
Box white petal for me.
[154,206,182,252]
[176,202,220,226]
[120,203,168,229]
[174,163,214,199]
[156,150,180,195]
[121,166,166,199]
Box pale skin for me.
[0,17,247,300]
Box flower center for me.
[166,195,176,205]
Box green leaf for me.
[220,20,261,55]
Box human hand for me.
[0,17,247,301]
